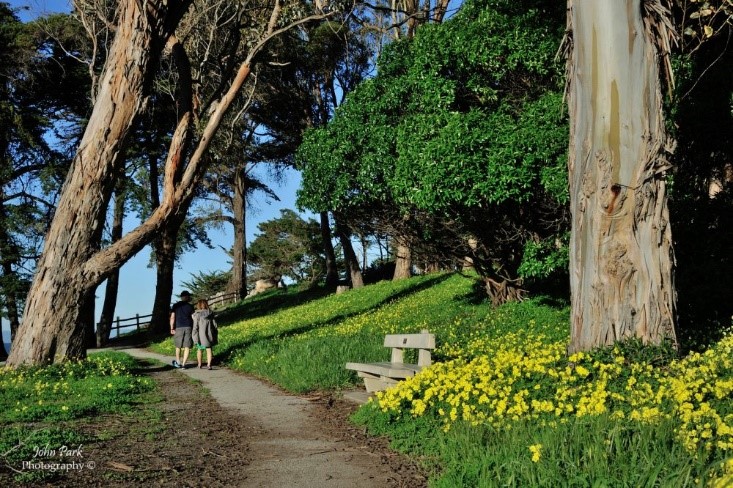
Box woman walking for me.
[192,299,218,369]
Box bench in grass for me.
[346,330,435,393]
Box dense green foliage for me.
[296,0,570,287]
[248,209,326,284]
[669,31,733,347]
[0,6,91,331]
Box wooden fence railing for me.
[99,291,241,339]
[206,291,240,309]
[104,313,153,339]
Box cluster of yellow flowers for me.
[1,354,152,417]
[528,443,542,462]
[376,329,733,456]
[225,274,468,355]
[709,458,733,488]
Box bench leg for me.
[357,372,401,392]
[356,372,387,392]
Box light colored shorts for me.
[174,328,193,348]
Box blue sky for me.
[2,0,310,346]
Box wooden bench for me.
[346,330,435,393]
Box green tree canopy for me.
[248,209,325,285]
[296,0,569,300]
[0,5,92,333]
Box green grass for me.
[0,351,157,482]
[6,273,732,486]
[149,272,733,486]
[352,406,717,487]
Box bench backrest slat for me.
[383,333,435,349]
[391,348,404,364]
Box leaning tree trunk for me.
[566,0,677,353]
[7,0,192,366]
[97,186,126,347]
[320,211,339,287]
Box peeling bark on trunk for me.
[227,170,247,298]
[566,0,677,353]
[7,0,192,366]
[97,187,126,347]
[320,212,339,287]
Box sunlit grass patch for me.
[0,352,157,482]
[150,271,733,485]
[0,352,154,423]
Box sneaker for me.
[172,360,180,369]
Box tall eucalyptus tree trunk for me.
[7,0,193,366]
[566,0,678,352]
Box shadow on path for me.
[99,347,427,488]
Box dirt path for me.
[115,347,427,487]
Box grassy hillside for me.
[153,272,733,486]
[152,273,567,391]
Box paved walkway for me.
[115,347,405,488]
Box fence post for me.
[115,316,120,338]
[136,314,140,332]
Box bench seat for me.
[345,330,435,393]
[345,361,423,379]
